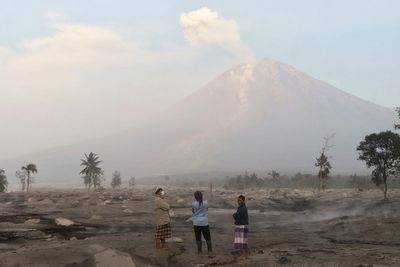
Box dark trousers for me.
[194,225,211,241]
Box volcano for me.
[2,59,396,183]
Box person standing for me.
[192,191,212,253]
[233,195,249,259]
[154,187,171,250]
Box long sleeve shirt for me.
[233,205,248,225]
[155,196,170,225]
[192,200,209,226]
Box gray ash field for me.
[1,187,399,267]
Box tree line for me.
[1,107,399,195]
[222,107,400,199]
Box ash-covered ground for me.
[1,187,399,267]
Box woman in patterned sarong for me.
[154,187,171,250]
[233,195,249,259]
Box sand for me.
[0,186,399,267]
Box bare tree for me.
[268,170,280,184]
[15,170,26,191]
[315,134,335,191]
[129,177,135,188]
[111,171,122,189]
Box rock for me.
[277,256,291,264]
[55,218,75,226]
[40,198,54,204]
[121,204,128,208]
[27,197,37,203]
[177,198,185,203]
[70,236,77,241]
[166,237,183,243]
[24,218,40,224]
[123,209,134,214]
[104,200,112,204]
[93,249,136,267]
[90,215,102,220]
[71,200,81,207]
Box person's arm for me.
[233,206,244,220]
[156,198,170,210]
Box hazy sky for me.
[1,0,399,159]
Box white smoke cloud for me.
[0,8,257,159]
[0,16,234,159]
[180,7,254,62]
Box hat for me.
[154,187,163,194]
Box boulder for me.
[55,218,75,227]
[93,249,136,267]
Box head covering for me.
[194,191,203,205]
[155,187,163,195]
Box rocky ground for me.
[0,186,399,267]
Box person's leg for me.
[155,239,162,249]
[194,226,202,253]
[240,226,249,259]
[161,238,168,250]
[155,226,162,250]
[202,225,212,252]
[161,223,171,250]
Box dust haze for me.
[1,3,400,267]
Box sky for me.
[0,0,399,160]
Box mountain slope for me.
[2,59,396,184]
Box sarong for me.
[233,225,248,250]
[155,223,172,239]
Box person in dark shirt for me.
[233,195,249,259]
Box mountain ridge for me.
[1,59,396,184]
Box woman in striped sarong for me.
[154,187,171,250]
[233,195,249,259]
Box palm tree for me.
[21,163,37,193]
[0,169,8,193]
[80,152,104,191]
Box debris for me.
[123,209,134,214]
[166,237,183,243]
[93,249,136,267]
[90,215,102,220]
[55,218,75,227]
[24,219,40,224]
[278,256,291,264]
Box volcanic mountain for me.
[2,59,396,184]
